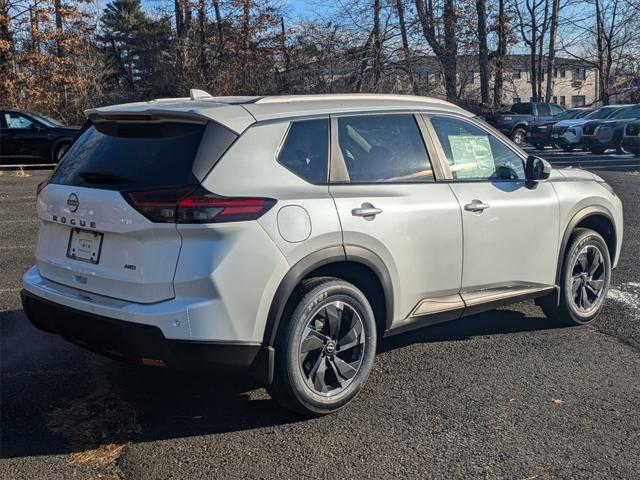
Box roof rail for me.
[254,94,451,105]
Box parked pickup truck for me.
[487,102,565,146]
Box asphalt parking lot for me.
[1,149,639,479]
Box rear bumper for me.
[580,136,610,149]
[526,128,551,144]
[21,289,272,380]
[622,136,640,153]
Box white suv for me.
[23,93,623,415]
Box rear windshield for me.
[511,103,533,115]
[49,122,207,190]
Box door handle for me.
[352,203,382,220]
[464,199,490,213]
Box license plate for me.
[67,228,104,264]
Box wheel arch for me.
[556,206,617,284]
[511,123,527,134]
[262,246,394,348]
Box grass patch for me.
[48,385,139,473]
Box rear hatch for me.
[36,117,231,303]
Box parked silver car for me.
[22,93,623,415]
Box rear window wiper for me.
[78,171,135,184]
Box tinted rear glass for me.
[511,103,533,114]
[611,105,640,119]
[50,122,206,190]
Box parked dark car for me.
[580,104,640,154]
[0,110,79,165]
[487,102,565,146]
[526,108,593,149]
[550,105,629,152]
[622,120,640,156]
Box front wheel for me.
[267,277,377,416]
[511,128,526,146]
[541,228,611,325]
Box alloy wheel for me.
[513,131,525,145]
[571,245,606,312]
[298,300,365,396]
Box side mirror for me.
[525,156,551,181]
[30,123,41,132]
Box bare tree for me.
[544,0,560,101]
[515,0,552,101]
[562,0,640,104]
[476,0,490,104]
[491,0,508,106]
[415,0,458,101]
[0,0,14,101]
[395,0,418,94]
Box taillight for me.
[122,186,275,224]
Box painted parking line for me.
[0,287,21,293]
[588,165,640,170]
[0,220,39,224]
[547,157,638,163]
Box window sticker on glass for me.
[448,135,495,179]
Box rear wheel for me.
[541,228,611,325]
[511,128,526,146]
[267,277,377,416]
[53,142,70,163]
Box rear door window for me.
[336,114,434,183]
[50,121,213,190]
[537,104,551,116]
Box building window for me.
[512,69,521,79]
[571,95,586,108]
[512,97,521,104]
[552,96,558,103]
[559,96,566,106]
[560,68,566,78]
[553,68,558,78]
[574,67,586,80]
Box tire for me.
[541,228,611,325]
[632,149,640,158]
[590,146,606,155]
[53,142,70,163]
[267,277,377,416]
[511,128,526,146]
[561,145,574,152]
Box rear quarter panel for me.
[198,119,343,340]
